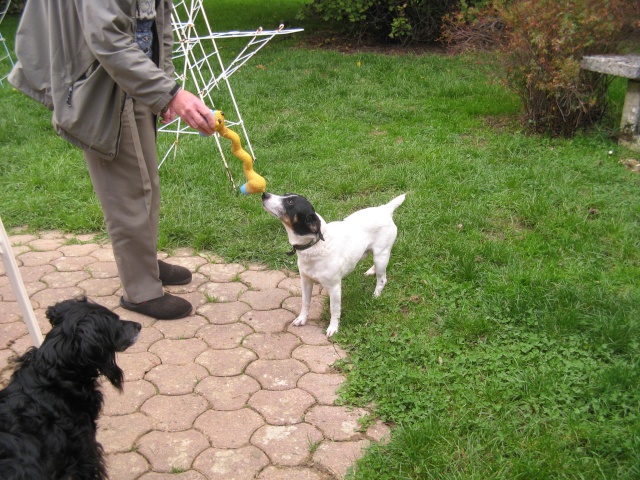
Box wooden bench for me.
[580,54,640,151]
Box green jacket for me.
[9,0,178,160]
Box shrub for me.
[503,0,637,137]
[443,0,639,137]
[299,0,461,44]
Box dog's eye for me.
[287,198,294,205]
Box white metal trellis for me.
[158,0,303,189]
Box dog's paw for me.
[326,322,339,337]
[326,326,339,337]
[292,316,307,327]
[364,265,376,276]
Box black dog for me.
[0,297,141,480]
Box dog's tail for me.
[384,193,406,213]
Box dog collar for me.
[286,235,323,256]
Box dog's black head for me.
[261,192,324,240]
[36,297,141,391]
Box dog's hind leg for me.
[292,274,314,327]
[369,248,393,297]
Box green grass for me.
[1,2,639,478]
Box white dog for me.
[262,192,406,336]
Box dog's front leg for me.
[292,274,314,327]
[326,283,342,337]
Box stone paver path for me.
[0,230,390,479]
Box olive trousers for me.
[84,97,164,303]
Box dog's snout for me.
[262,192,271,201]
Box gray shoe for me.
[120,293,192,320]
[158,260,192,286]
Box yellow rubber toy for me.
[211,110,266,194]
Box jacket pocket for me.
[53,62,125,160]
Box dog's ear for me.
[46,297,88,326]
[78,310,124,390]
[307,213,323,239]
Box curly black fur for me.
[0,297,141,480]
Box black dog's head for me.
[35,297,141,391]
[261,192,324,241]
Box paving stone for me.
[194,408,265,448]
[8,234,38,245]
[85,261,119,278]
[78,277,123,297]
[366,419,392,443]
[152,314,208,339]
[193,446,269,480]
[136,429,209,473]
[257,466,328,480]
[283,296,326,321]
[248,388,315,425]
[38,230,65,239]
[298,373,346,405]
[6,244,30,261]
[240,288,290,311]
[197,301,251,325]
[162,254,208,271]
[287,323,332,346]
[138,472,207,480]
[8,334,32,355]
[240,309,296,333]
[197,263,246,282]
[30,286,84,309]
[58,243,101,257]
[312,439,370,479]
[164,272,208,295]
[167,247,197,257]
[199,282,247,302]
[40,270,91,288]
[242,332,300,360]
[27,238,66,251]
[245,359,309,391]
[102,379,156,416]
[145,363,209,395]
[141,394,209,431]
[149,338,209,365]
[116,351,162,381]
[195,375,261,410]
[198,251,225,264]
[51,255,97,272]
[293,344,346,373]
[197,322,254,349]
[0,322,27,349]
[252,423,323,467]
[16,264,55,283]
[91,246,116,262]
[239,270,288,290]
[305,406,369,441]
[277,277,322,297]
[69,233,97,242]
[17,250,63,266]
[0,301,21,321]
[196,347,257,376]
[105,451,150,480]
[0,282,44,303]
[124,326,163,353]
[97,412,153,454]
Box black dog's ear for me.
[307,214,322,239]
[46,296,88,326]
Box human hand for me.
[168,89,216,136]
[159,106,176,124]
